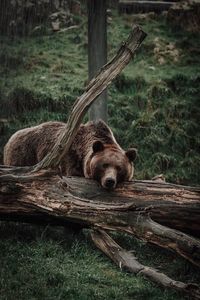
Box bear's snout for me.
[101,167,117,190]
[104,177,116,189]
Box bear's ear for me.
[92,141,104,153]
[125,148,137,162]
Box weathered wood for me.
[119,0,176,14]
[91,229,200,300]
[32,25,146,173]
[0,174,199,267]
[88,0,107,122]
[1,167,200,297]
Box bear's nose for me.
[105,178,116,189]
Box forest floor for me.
[0,8,200,300]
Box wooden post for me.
[88,0,107,122]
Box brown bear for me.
[3,120,137,189]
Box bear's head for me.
[85,140,137,189]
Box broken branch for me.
[33,25,147,172]
[91,229,200,300]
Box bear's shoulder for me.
[82,120,115,144]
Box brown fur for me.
[4,120,137,189]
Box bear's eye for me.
[102,163,109,169]
[116,166,122,172]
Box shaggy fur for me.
[4,120,137,188]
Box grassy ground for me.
[0,8,200,300]
[1,223,199,300]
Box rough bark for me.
[0,174,199,267]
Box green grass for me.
[0,8,200,300]
[1,222,199,300]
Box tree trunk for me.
[88,0,107,122]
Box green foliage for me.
[109,71,200,183]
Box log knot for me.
[0,183,21,195]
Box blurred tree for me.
[88,0,107,122]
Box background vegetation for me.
[0,2,199,299]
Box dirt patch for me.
[153,38,180,65]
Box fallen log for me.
[0,175,200,266]
[0,173,200,298]
[1,25,200,298]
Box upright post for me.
[88,0,107,122]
